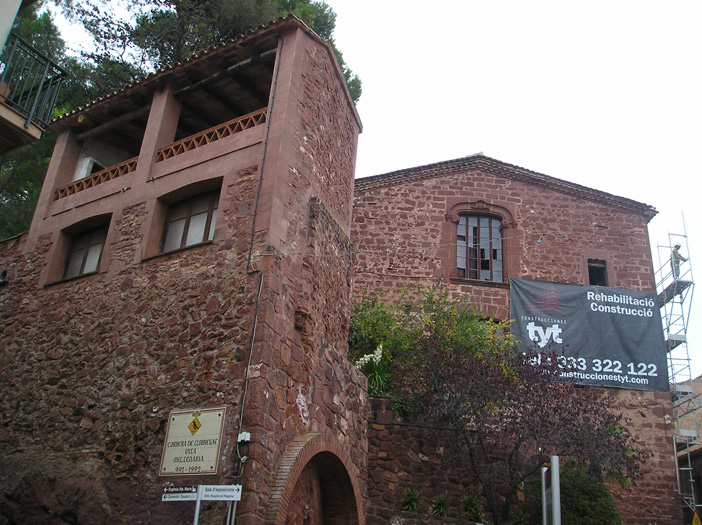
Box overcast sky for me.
[324,0,702,379]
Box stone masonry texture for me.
[0,20,366,525]
[0,19,683,525]
[352,156,681,524]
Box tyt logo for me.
[526,322,563,348]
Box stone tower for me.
[0,15,366,524]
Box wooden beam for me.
[173,49,277,99]
[75,105,150,142]
[229,72,268,106]
[203,85,245,116]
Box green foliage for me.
[361,356,392,395]
[0,137,52,239]
[12,3,65,59]
[430,495,449,517]
[0,5,66,240]
[399,489,422,513]
[521,459,622,525]
[462,493,484,522]
[349,285,642,525]
[349,284,514,402]
[59,0,361,102]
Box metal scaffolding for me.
[655,222,698,516]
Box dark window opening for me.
[161,190,219,253]
[457,215,503,282]
[588,259,607,286]
[63,225,108,279]
[90,159,106,174]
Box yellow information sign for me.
[693,510,701,525]
[159,407,226,476]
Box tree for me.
[0,4,131,240]
[57,0,362,102]
[349,285,645,525]
[0,4,66,240]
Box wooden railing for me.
[156,108,267,162]
[54,157,138,200]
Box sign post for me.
[162,486,198,502]
[541,456,561,525]
[185,484,242,524]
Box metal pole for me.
[193,485,203,525]
[541,466,548,525]
[550,456,561,525]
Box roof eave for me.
[50,15,355,132]
[354,154,657,222]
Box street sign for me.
[199,485,242,501]
[162,485,198,501]
[160,407,226,476]
[162,492,198,502]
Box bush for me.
[462,493,484,522]
[431,495,450,516]
[521,459,622,525]
[400,489,422,513]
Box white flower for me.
[355,344,383,369]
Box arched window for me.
[457,215,503,282]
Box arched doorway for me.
[265,433,364,525]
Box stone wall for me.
[366,397,478,523]
[367,393,680,525]
[352,159,656,318]
[352,158,681,524]
[0,22,366,525]
[231,25,366,523]
[0,166,259,524]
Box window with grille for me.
[457,215,503,282]
[161,191,219,253]
[63,225,108,279]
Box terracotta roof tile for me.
[51,15,310,126]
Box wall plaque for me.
[159,407,226,476]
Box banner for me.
[509,278,669,392]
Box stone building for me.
[0,16,366,524]
[0,14,681,525]
[352,155,681,523]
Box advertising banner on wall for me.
[509,278,669,392]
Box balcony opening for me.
[52,41,278,199]
[156,48,276,162]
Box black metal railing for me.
[0,33,67,129]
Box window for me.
[457,215,503,281]
[73,156,106,181]
[161,191,219,252]
[588,259,607,286]
[63,225,108,279]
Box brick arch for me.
[265,432,365,525]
